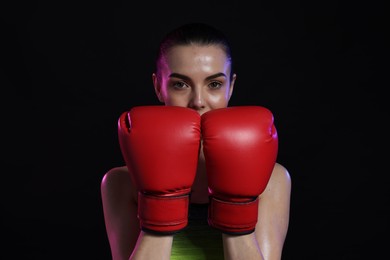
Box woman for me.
[101,22,291,260]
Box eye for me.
[172,81,189,90]
[208,81,222,89]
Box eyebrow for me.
[169,72,227,81]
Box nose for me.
[188,87,205,111]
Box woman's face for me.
[153,45,236,115]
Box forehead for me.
[162,45,230,74]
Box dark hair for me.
[155,22,234,81]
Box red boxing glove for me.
[201,106,278,235]
[118,106,201,234]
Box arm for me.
[221,163,291,260]
[101,166,174,260]
[130,232,173,260]
[101,166,140,260]
[255,163,292,259]
[222,232,264,260]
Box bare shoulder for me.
[261,162,292,198]
[107,165,128,174]
[100,165,138,202]
[270,163,291,187]
[101,165,131,188]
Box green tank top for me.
[171,203,224,260]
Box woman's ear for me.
[152,73,164,103]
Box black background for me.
[1,1,387,259]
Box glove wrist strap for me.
[138,192,189,234]
[208,196,259,235]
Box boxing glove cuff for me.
[138,192,190,234]
[208,196,259,235]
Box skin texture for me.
[101,44,291,260]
